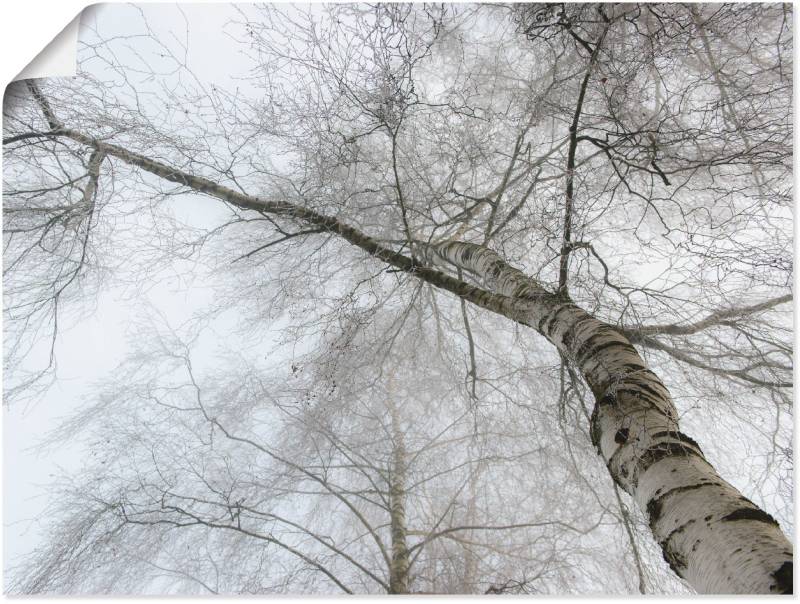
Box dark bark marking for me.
[738,494,756,507]
[613,388,666,409]
[647,482,717,529]
[771,561,793,594]
[722,507,779,526]
[616,376,667,403]
[544,303,576,338]
[561,314,596,348]
[589,392,618,451]
[589,405,602,451]
[579,340,638,369]
[650,430,703,454]
[608,445,632,482]
[663,517,698,545]
[537,301,571,335]
[513,283,542,301]
[647,496,664,528]
[615,428,629,444]
[620,362,647,373]
[604,458,626,489]
[574,330,632,365]
[611,387,679,421]
[650,480,719,507]
[662,546,687,578]
[574,326,618,354]
[639,442,705,474]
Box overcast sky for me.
[2,3,793,597]
[4,2,253,570]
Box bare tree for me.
[10,314,616,594]
[4,2,792,595]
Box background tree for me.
[10,312,635,595]
[4,2,792,595]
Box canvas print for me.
[3,3,793,595]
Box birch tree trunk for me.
[461,469,481,593]
[420,241,792,595]
[388,398,410,594]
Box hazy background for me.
[4,2,252,571]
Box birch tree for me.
[4,2,793,595]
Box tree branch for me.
[624,294,792,340]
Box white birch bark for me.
[388,398,410,594]
[419,241,793,595]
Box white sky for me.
[3,2,249,574]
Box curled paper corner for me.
[11,4,102,83]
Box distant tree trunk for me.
[420,241,793,595]
[388,399,410,594]
[460,467,481,593]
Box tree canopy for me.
[3,2,793,595]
